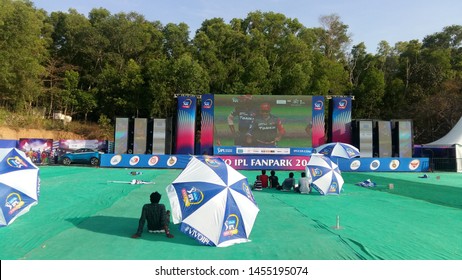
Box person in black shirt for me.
[246,102,286,147]
[227,94,256,146]
[131,191,174,238]
[269,170,281,189]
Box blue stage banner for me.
[100,154,311,170]
[200,94,214,155]
[0,139,18,148]
[219,155,310,170]
[101,154,429,172]
[331,97,352,144]
[175,96,197,154]
[336,157,430,172]
[101,154,192,169]
[312,96,325,148]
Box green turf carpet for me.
[1,166,461,260]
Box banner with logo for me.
[312,96,326,148]
[18,138,53,165]
[0,140,18,148]
[200,94,214,155]
[101,154,311,170]
[331,97,352,144]
[175,96,197,154]
[101,154,428,172]
[336,157,429,172]
[102,154,191,169]
[58,140,108,152]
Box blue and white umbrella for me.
[306,154,344,195]
[315,142,360,159]
[166,156,259,247]
[0,148,40,227]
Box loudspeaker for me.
[327,101,334,143]
[133,118,147,154]
[152,119,167,154]
[392,119,413,158]
[146,118,154,154]
[375,120,392,157]
[352,119,373,158]
[114,117,129,154]
[127,117,135,154]
[165,117,173,155]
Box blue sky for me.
[32,0,462,52]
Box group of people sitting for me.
[252,170,312,194]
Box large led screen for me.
[152,118,167,154]
[214,95,313,148]
[133,118,147,154]
[377,120,392,157]
[398,120,413,158]
[114,118,129,154]
[359,120,373,158]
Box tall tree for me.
[353,67,385,119]
[318,14,351,61]
[193,18,244,93]
[163,23,192,59]
[0,0,48,111]
[167,53,209,95]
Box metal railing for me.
[429,157,459,172]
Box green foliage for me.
[0,108,10,126]
[0,0,47,111]
[96,114,113,140]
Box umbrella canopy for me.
[306,154,344,195]
[166,156,259,247]
[315,142,360,159]
[0,148,40,227]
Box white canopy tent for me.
[424,117,462,172]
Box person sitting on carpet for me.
[260,170,269,188]
[253,175,263,191]
[131,191,174,239]
[269,170,280,189]
[281,172,296,191]
[298,172,311,194]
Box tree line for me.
[1,0,461,144]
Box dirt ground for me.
[0,126,84,140]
